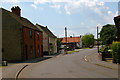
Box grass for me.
[67,50,79,54]
[83,48,90,49]
[0,66,5,68]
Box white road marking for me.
[84,56,88,62]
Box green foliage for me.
[99,46,110,53]
[57,38,62,52]
[112,41,120,63]
[100,24,117,45]
[82,34,95,47]
[63,46,67,50]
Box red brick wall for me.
[22,27,43,60]
[35,31,43,57]
[23,27,35,60]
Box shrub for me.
[99,46,110,53]
[112,42,120,63]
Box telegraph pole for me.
[73,34,75,50]
[65,27,67,53]
[97,26,99,53]
[65,27,67,43]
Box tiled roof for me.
[2,8,41,31]
[36,24,57,38]
[61,37,81,43]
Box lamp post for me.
[97,26,99,53]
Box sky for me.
[0,0,119,38]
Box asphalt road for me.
[19,48,118,78]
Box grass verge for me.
[67,50,79,54]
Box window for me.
[30,30,32,38]
[30,45,33,54]
[37,32,39,40]
[38,45,40,53]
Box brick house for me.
[114,15,120,41]
[35,24,57,55]
[2,6,43,61]
[61,36,82,50]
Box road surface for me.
[19,48,118,78]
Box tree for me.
[57,38,62,52]
[100,24,117,45]
[82,34,95,47]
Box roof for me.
[36,24,57,38]
[1,8,41,31]
[61,37,81,43]
[114,15,120,19]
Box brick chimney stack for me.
[11,6,21,17]
[80,35,81,38]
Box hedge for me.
[112,41,120,63]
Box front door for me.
[41,45,43,57]
[25,45,28,60]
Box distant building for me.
[2,6,43,61]
[61,36,82,50]
[114,15,120,41]
[36,24,57,55]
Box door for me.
[25,45,28,60]
[41,45,43,57]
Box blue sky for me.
[0,0,119,38]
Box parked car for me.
[89,45,94,48]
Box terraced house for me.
[2,6,43,61]
[36,24,57,55]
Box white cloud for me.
[1,0,119,3]
[2,0,19,3]
[108,11,112,14]
[81,22,84,25]
[34,0,49,4]
[50,4,61,9]
[58,11,62,14]
[31,4,37,8]
[98,1,104,6]
[64,5,71,15]
[115,11,118,16]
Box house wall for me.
[35,26,49,53]
[43,32,48,52]
[49,37,57,54]
[23,27,35,60]
[2,10,22,61]
[35,31,43,57]
[114,17,120,41]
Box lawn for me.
[67,50,79,54]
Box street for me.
[19,48,118,78]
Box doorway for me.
[25,45,28,60]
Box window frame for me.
[37,32,39,40]
[30,30,32,38]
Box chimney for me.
[11,6,21,17]
[80,35,82,38]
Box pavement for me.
[84,49,118,70]
[2,53,60,78]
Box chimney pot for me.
[11,6,21,17]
